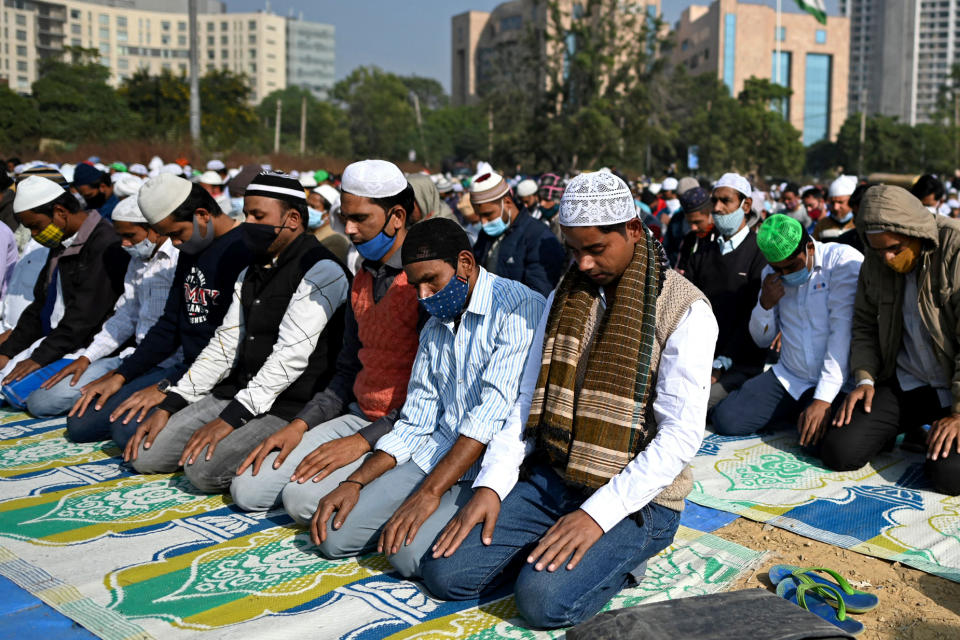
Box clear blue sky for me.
[226,0,840,91]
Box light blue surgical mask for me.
[419,273,469,321]
[482,201,510,237]
[307,207,326,229]
[781,267,811,287]
[832,211,853,224]
[230,197,244,215]
[713,208,745,237]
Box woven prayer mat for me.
[0,411,763,639]
[689,431,960,583]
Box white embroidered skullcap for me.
[138,174,192,224]
[648,182,662,195]
[128,163,147,176]
[199,170,223,186]
[516,179,538,197]
[13,176,65,213]
[206,159,226,172]
[558,171,637,227]
[829,175,858,197]
[714,172,752,199]
[662,177,679,192]
[299,173,318,189]
[111,194,148,223]
[341,159,407,198]
[148,156,164,171]
[113,173,144,199]
[315,185,341,210]
[160,163,183,176]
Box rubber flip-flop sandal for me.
[776,579,865,636]
[768,564,879,613]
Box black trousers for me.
[819,381,960,495]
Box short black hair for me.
[170,183,223,222]
[801,187,823,200]
[597,221,628,236]
[910,174,944,201]
[783,182,801,197]
[32,191,81,216]
[277,196,308,230]
[371,183,415,227]
[849,183,870,211]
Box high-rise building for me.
[840,0,957,125]
[451,0,661,107]
[0,0,334,105]
[672,0,849,145]
[286,15,335,100]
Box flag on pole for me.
[796,0,827,24]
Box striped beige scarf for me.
[525,235,662,489]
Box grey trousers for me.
[230,407,371,513]
[131,394,288,494]
[311,460,474,578]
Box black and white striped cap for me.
[244,171,306,202]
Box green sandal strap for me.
[790,566,857,594]
[796,582,849,621]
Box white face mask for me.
[122,236,156,261]
[926,205,939,214]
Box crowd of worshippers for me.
[0,153,958,630]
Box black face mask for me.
[241,222,279,263]
[84,190,107,211]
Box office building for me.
[0,0,333,104]
[286,15,334,100]
[672,0,849,145]
[451,0,662,107]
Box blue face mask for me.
[419,273,469,321]
[307,207,326,229]
[713,208,745,237]
[540,203,560,220]
[832,211,853,224]
[354,213,397,261]
[781,267,811,287]
[230,197,245,215]
[482,202,510,237]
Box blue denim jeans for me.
[712,369,815,436]
[64,365,177,448]
[420,462,681,629]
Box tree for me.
[118,68,190,140]
[0,86,40,149]
[734,78,804,177]
[257,86,352,157]
[332,66,417,161]
[199,69,258,150]
[400,76,449,110]
[32,46,138,143]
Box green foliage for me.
[0,86,39,149]
[257,86,352,157]
[118,68,190,140]
[332,66,417,160]
[199,69,258,150]
[32,46,138,142]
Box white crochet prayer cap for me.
[138,174,192,224]
[558,171,637,227]
[341,159,407,198]
[199,170,223,186]
[113,173,144,199]
[315,185,341,210]
[662,177,679,191]
[299,173,318,188]
[206,159,226,172]
[516,179,538,197]
[714,173,752,199]
[829,175,858,197]
[160,163,183,176]
[13,176,65,213]
[111,194,148,223]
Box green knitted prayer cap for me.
[757,214,803,263]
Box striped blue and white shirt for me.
[376,267,545,481]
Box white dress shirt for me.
[81,238,180,366]
[748,241,863,403]
[170,257,349,418]
[897,270,952,408]
[718,223,749,255]
[0,240,48,332]
[473,288,718,533]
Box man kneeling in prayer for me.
[308,217,544,578]
[420,171,718,629]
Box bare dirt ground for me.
[717,518,960,639]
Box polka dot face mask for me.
[419,273,469,322]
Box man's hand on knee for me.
[124,409,171,462]
[179,418,234,466]
[70,372,124,418]
[311,481,361,545]
[432,487,501,559]
[379,488,442,556]
[237,419,308,477]
[292,433,371,484]
[110,383,168,425]
[527,509,603,573]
